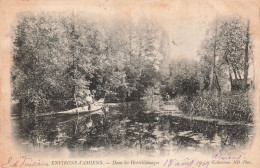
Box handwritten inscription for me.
[164,158,209,168]
[212,153,242,160]
[163,153,252,168]
[1,156,49,168]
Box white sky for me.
[101,0,259,61]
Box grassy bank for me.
[174,92,254,123]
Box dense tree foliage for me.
[198,17,253,92]
[11,14,167,116]
[161,59,200,98]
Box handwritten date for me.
[164,158,209,168]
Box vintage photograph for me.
[0,1,259,167]
[10,12,255,156]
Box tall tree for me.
[243,20,250,90]
[209,20,221,92]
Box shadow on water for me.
[12,100,254,156]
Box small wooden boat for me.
[37,98,105,117]
[57,98,105,115]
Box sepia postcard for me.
[0,0,259,168]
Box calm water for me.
[12,101,254,156]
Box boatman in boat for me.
[165,93,170,101]
[86,89,93,110]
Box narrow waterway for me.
[12,100,254,156]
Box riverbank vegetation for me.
[174,92,253,123]
[11,14,254,123]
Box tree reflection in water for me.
[13,101,254,155]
